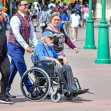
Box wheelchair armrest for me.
[35,60,56,65]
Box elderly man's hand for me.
[54,59,62,68]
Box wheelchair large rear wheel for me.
[20,67,51,101]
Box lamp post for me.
[95,0,111,64]
[84,0,96,49]
[9,0,12,19]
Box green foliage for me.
[26,0,71,4]
[27,0,35,3]
[56,0,71,4]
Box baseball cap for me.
[41,31,55,39]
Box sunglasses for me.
[20,3,29,7]
[52,18,61,22]
[49,37,54,40]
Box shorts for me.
[32,19,37,26]
[83,13,89,20]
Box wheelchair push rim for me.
[20,67,51,102]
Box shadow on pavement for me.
[12,97,28,103]
[59,96,92,103]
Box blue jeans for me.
[6,43,33,92]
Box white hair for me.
[41,36,48,41]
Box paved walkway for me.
[0,20,111,111]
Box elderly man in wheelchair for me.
[20,31,88,102]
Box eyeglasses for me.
[20,3,29,7]
[52,18,61,22]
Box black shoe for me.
[30,90,39,98]
[74,89,89,96]
[0,94,13,104]
[6,92,16,98]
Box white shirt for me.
[71,14,80,28]
[10,11,38,49]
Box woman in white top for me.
[71,9,80,41]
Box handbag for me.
[41,22,46,26]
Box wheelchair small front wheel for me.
[64,92,73,100]
[51,92,60,102]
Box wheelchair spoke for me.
[23,84,32,86]
[27,92,31,97]
[28,75,34,83]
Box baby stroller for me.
[20,53,81,102]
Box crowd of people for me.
[0,0,90,104]
[28,0,94,41]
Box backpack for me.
[0,22,7,56]
[75,5,81,14]
[31,8,37,16]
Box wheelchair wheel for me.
[20,67,51,101]
[64,92,73,100]
[51,92,60,102]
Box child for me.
[71,9,80,41]
[37,9,42,27]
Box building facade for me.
[71,0,111,20]
[95,0,111,20]
[0,0,111,20]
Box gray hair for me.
[41,36,48,41]
[50,12,61,23]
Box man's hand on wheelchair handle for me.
[26,47,33,53]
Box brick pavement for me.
[0,21,111,111]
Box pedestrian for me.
[63,8,71,37]
[30,4,38,32]
[58,8,68,29]
[0,3,7,30]
[0,3,13,104]
[40,6,49,33]
[64,3,68,9]
[71,9,80,41]
[48,1,56,9]
[37,9,42,27]
[82,4,89,27]
[45,12,78,59]
[6,0,38,98]
[74,2,81,18]
[56,5,62,13]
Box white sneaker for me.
[0,94,14,104]
[72,39,77,41]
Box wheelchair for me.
[20,54,81,102]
